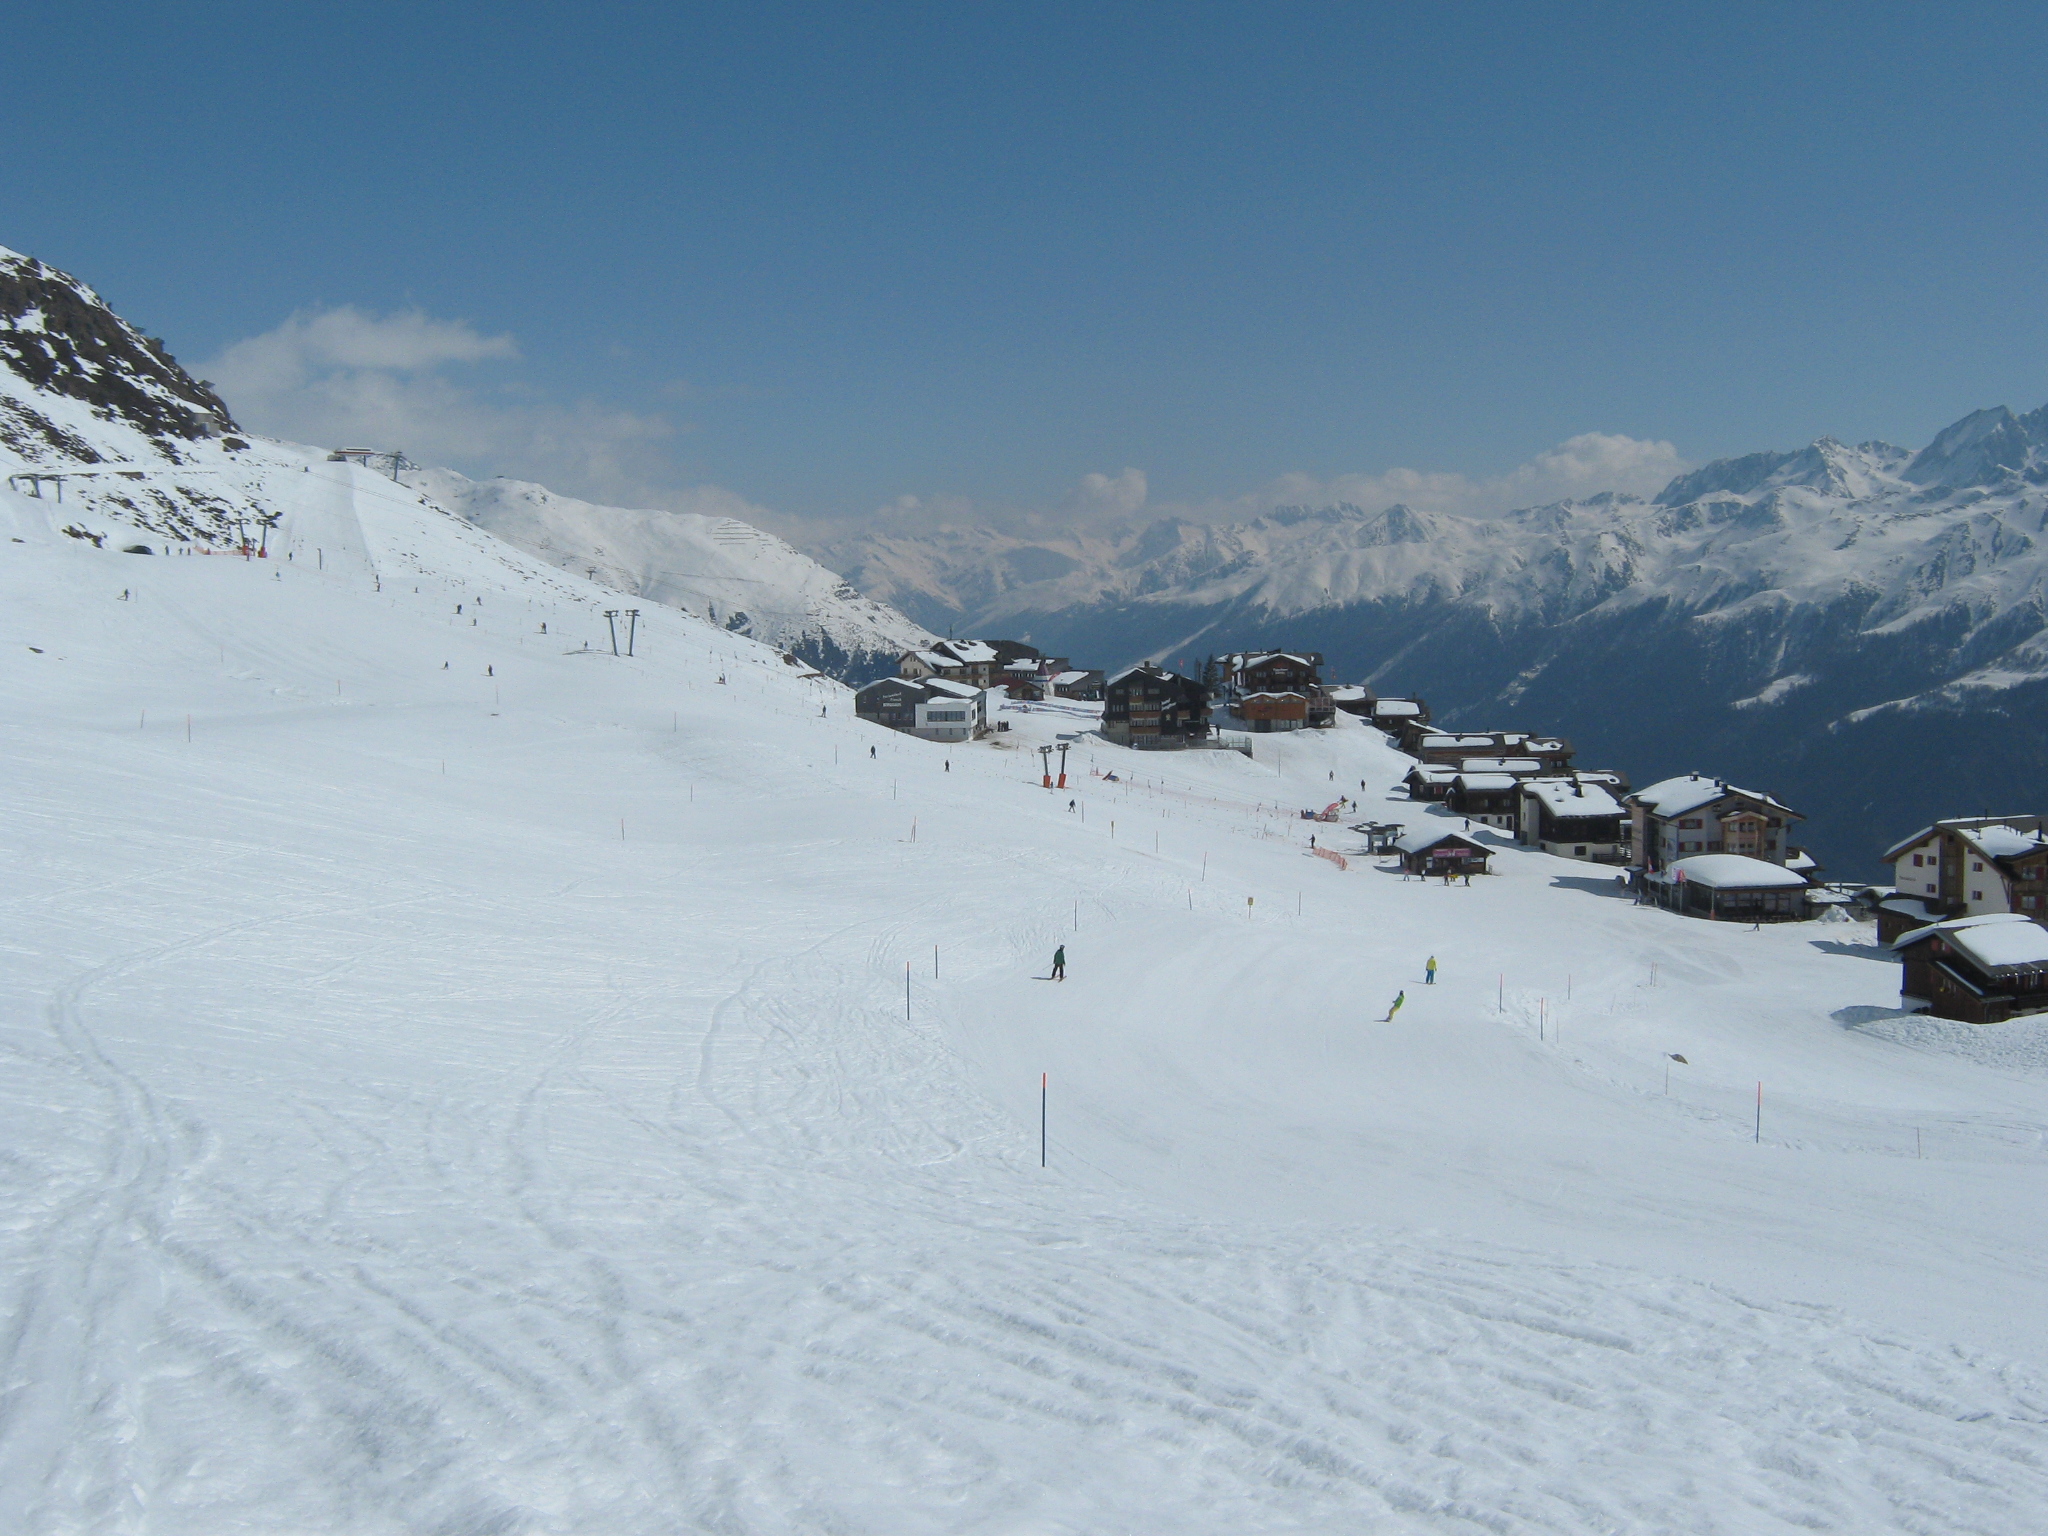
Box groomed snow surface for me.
[8,461,2048,1533]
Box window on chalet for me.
[1913,854,1924,867]
[2025,895,2040,911]
[1973,860,1985,872]
[1679,818,1703,829]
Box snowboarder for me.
[1425,956,1437,984]
[1052,945,1066,981]
[869,745,877,759]
[1383,990,1405,1022]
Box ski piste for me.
[7,458,2048,1533]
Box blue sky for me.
[12,2,2048,531]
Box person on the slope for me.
[1425,956,1437,985]
[1051,945,1066,981]
[1383,990,1405,1022]
[870,745,877,759]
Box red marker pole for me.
[1040,1073,1048,1168]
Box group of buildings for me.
[851,640,2048,1025]
[853,644,1421,750]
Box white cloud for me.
[1239,433,1688,520]
[1068,467,1148,519]
[203,306,687,509]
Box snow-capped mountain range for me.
[823,415,2048,875]
[0,244,931,683]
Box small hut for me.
[1394,828,1492,878]
[1892,912,2048,1023]
[1647,854,1811,921]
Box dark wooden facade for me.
[1894,919,2048,1023]
[1103,666,1211,749]
[1397,831,1492,877]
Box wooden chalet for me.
[1892,912,2048,1023]
[1370,697,1430,734]
[1445,772,1520,830]
[899,638,1003,688]
[1393,828,1492,878]
[1220,650,1335,730]
[1402,764,1459,801]
[1413,732,1574,771]
[1517,775,1630,863]
[1877,817,2048,943]
[1102,664,1211,749]
[1049,668,1105,701]
[1326,684,1376,717]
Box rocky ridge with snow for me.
[825,414,2048,873]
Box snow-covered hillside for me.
[10,454,2048,1531]
[0,244,931,685]
[823,415,2048,876]
[416,468,933,682]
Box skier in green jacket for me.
[1052,945,1066,981]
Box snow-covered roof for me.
[1373,700,1422,716]
[1405,765,1458,782]
[1393,828,1488,856]
[1241,690,1306,701]
[1663,854,1809,889]
[1326,685,1371,701]
[937,640,997,664]
[1633,774,1793,819]
[1785,850,1817,871]
[906,649,954,670]
[1880,820,2047,864]
[1460,757,1540,774]
[1003,658,1040,673]
[1521,779,1624,817]
[1890,911,2048,971]
[923,678,983,699]
[1453,773,1518,791]
[855,675,928,696]
[1963,823,2048,861]
[1051,670,1092,685]
[1421,734,1497,748]
[1238,651,1317,668]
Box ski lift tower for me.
[326,447,418,485]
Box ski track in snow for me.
[5,466,2048,1531]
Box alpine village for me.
[855,640,2048,1026]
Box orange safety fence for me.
[1312,846,1349,872]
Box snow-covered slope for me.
[416,468,933,682]
[0,244,931,685]
[824,419,2048,876]
[11,465,2048,1531]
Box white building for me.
[1878,817,2048,942]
